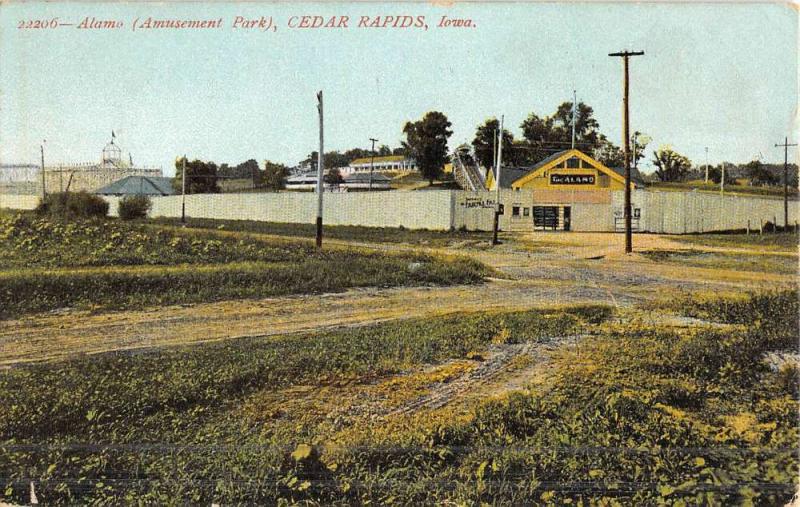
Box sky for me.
[1,1,797,176]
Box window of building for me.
[567,157,580,168]
[523,207,530,217]
[512,206,520,217]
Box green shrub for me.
[117,195,152,220]
[36,191,109,218]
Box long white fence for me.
[1,189,797,234]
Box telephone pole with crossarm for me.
[774,137,797,229]
[609,50,644,254]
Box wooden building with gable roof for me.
[484,149,644,231]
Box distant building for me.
[342,155,416,175]
[285,173,319,191]
[342,172,392,190]
[0,164,39,183]
[285,171,392,191]
[0,134,162,195]
[94,176,176,196]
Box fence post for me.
[746,220,750,235]
[773,215,777,233]
[759,219,763,235]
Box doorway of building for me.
[533,206,559,230]
[563,206,571,231]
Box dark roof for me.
[528,150,571,172]
[608,166,646,186]
[344,173,392,183]
[94,176,175,196]
[489,166,534,189]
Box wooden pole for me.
[492,115,504,246]
[40,144,46,201]
[609,50,644,254]
[369,137,378,192]
[316,91,324,248]
[181,156,187,223]
[774,137,797,231]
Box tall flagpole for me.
[571,90,577,150]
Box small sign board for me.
[460,197,497,209]
[550,174,595,185]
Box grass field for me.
[640,249,797,274]
[151,216,494,247]
[648,181,799,198]
[671,231,798,251]
[0,213,488,319]
[0,292,796,504]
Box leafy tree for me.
[237,159,260,184]
[302,151,350,171]
[519,103,619,166]
[518,113,556,163]
[652,147,692,182]
[551,101,601,147]
[632,131,651,167]
[745,160,777,186]
[593,135,625,168]
[262,160,289,190]
[173,158,220,194]
[707,165,722,184]
[324,168,344,185]
[471,118,514,169]
[303,146,406,170]
[402,111,453,183]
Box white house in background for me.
[342,155,416,175]
[285,173,319,190]
[342,172,392,190]
[285,172,392,191]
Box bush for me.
[36,191,109,218]
[118,195,152,220]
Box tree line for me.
[173,101,795,193]
[173,158,291,194]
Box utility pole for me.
[181,156,187,223]
[632,132,638,171]
[571,90,577,150]
[720,161,726,194]
[492,115,504,246]
[316,91,324,248]
[609,50,644,254]
[40,142,46,200]
[704,147,709,183]
[369,137,378,191]
[774,137,797,230]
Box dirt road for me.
[1,232,795,367]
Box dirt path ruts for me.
[1,233,794,367]
[386,337,578,416]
